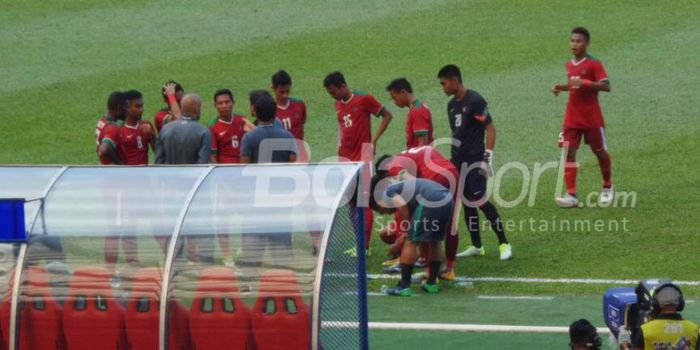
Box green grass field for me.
[2,0,700,348]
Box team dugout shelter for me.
[0,163,369,350]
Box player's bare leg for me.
[556,147,580,208]
[593,148,613,206]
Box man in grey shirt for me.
[155,93,211,164]
[154,93,213,264]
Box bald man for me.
[155,93,212,164]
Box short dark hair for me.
[572,27,590,42]
[437,64,462,83]
[214,88,234,102]
[124,90,142,102]
[249,89,272,106]
[569,319,599,347]
[254,95,276,122]
[161,80,183,102]
[386,78,413,93]
[323,71,346,88]
[107,91,125,115]
[374,154,394,179]
[272,70,292,87]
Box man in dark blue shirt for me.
[238,94,297,276]
[240,94,297,164]
[371,177,454,296]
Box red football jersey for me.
[335,91,384,161]
[405,99,434,149]
[276,98,307,140]
[209,115,248,164]
[564,55,609,129]
[96,116,107,146]
[154,109,175,133]
[97,119,123,165]
[120,120,154,165]
[387,146,456,183]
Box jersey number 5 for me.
[343,114,353,128]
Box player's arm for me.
[141,121,157,153]
[163,83,182,118]
[485,123,496,151]
[98,140,122,165]
[569,78,610,92]
[389,194,410,228]
[244,118,256,132]
[208,129,218,164]
[372,108,393,149]
[239,134,252,164]
[551,83,569,96]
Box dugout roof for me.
[0,163,368,350]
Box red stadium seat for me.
[189,267,251,350]
[62,267,127,350]
[0,266,65,350]
[124,267,191,350]
[252,269,310,350]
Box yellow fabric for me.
[641,318,698,349]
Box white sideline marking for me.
[322,321,610,334]
[477,295,554,301]
[365,274,700,286]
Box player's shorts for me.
[558,127,607,152]
[451,156,488,204]
[409,199,453,243]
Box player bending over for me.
[375,145,461,281]
[552,27,613,208]
[371,176,453,297]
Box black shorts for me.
[451,156,488,203]
[409,199,454,242]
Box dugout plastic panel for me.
[167,164,361,349]
[0,166,63,349]
[0,164,367,350]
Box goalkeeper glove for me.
[483,149,494,177]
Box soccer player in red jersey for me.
[97,91,126,165]
[552,27,613,208]
[209,89,253,164]
[121,90,155,165]
[272,70,309,162]
[154,81,184,133]
[208,88,254,266]
[324,71,393,256]
[386,78,434,149]
[376,146,461,280]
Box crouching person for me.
[370,176,453,296]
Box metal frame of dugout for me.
[0,163,369,350]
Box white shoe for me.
[456,245,485,258]
[555,193,579,208]
[499,243,512,261]
[599,187,614,207]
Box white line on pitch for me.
[477,295,554,301]
[363,274,700,286]
[322,321,611,334]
